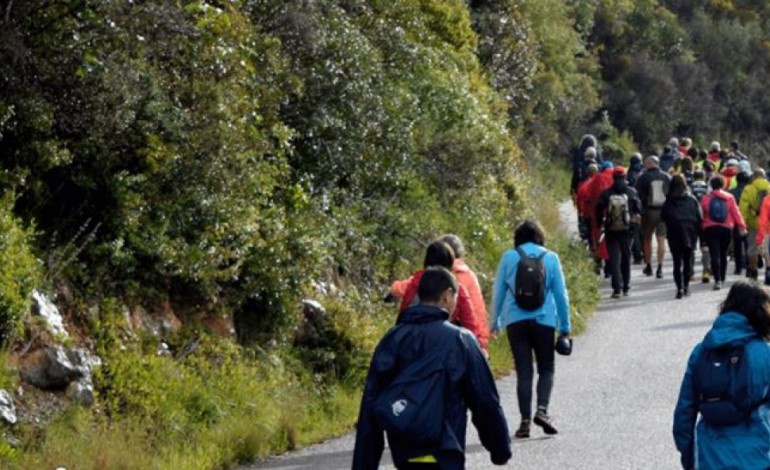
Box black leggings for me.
[669,240,694,290]
[506,320,555,420]
[704,226,732,283]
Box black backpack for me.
[511,247,547,311]
[693,343,754,426]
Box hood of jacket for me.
[397,304,451,325]
[611,177,627,191]
[702,312,758,349]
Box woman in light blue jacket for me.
[673,281,770,470]
[492,220,571,439]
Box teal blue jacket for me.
[673,312,770,470]
[491,242,571,334]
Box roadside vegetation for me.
[0,0,766,467]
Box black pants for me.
[606,231,631,292]
[669,239,694,291]
[630,223,643,262]
[506,320,555,420]
[704,226,732,283]
[733,227,747,272]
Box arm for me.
[672,347,700,470]
[454,285,486,350]
[757,198,770,246]
[730,195,747,232]
[389,277,413,299]
[491,252,512,333]
[461,334,512,465]
[352,352,387,470]
[549,253,571,334]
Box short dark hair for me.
[514,220,546,247]
[418,266,458,303]
[423,241,455,269]
[720,281,770,340]
[709,174,725,190]
[440,234,465,259]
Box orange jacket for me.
[756,196,770,246]
[452,259,490,348]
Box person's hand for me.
[739,227,748,236]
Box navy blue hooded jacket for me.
[352,305,511,469]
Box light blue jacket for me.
[491,242,571,334]
[673,312,770,470]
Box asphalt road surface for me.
[247,202,733,470]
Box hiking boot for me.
[515,419,530,439]
[676,289,683,299]
[622,288,629,297]
[611,291,621,299]
[533,409,558,435]
[713,281,721,291]
[656,265,663,279]
[684,287,690,297]
[633,258,643,265]
[747,268,759,280]
[643,264,653,276]
[702,270,711,283]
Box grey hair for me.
[440,234,465,259]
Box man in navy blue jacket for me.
[352,267,511,469]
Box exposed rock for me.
[20,346,101,391]
[66,381,94,407]
[31,291,68,337]
[128,302,182,337]
[294,300,328,347]
[0,390,17,425]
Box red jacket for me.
[756,196,770,246]
[584,169,614,245]
[398,270,486,350]
[701,190,746,231]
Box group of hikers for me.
[348,134,770,470]
[572,134,770,300]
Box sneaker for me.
[633,258,643,265]
[713,281,721,291]
[622,288,629,297]
[656,266,663,279]
[702,271,710,283]
[515,419,531,439]
[643,264,653,276]
[533,409,558,435]
[611,291,621,299]
[684,287,690,297]
[676,289,683,299]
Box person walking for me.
[661,174,702,298]
[440,234,491,347]
[595,166,642,298]
[491,220,571,439]
[701,174,747,290]
[729,171,751,275]
[690,170,712,282]
[353,267,512,470]
[627,153,645,263]
[635,156,671,278]
[390,241,487,351]
[673,281,770,470]
[738,169,770,280]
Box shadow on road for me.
[648,319,712,332]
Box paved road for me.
[248,203,731,469]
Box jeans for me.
[506,320,556,420]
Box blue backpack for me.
[693,342,753,426]
[709,196,728,223]
[373,354,446,444]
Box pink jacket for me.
[701,190,746,231]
